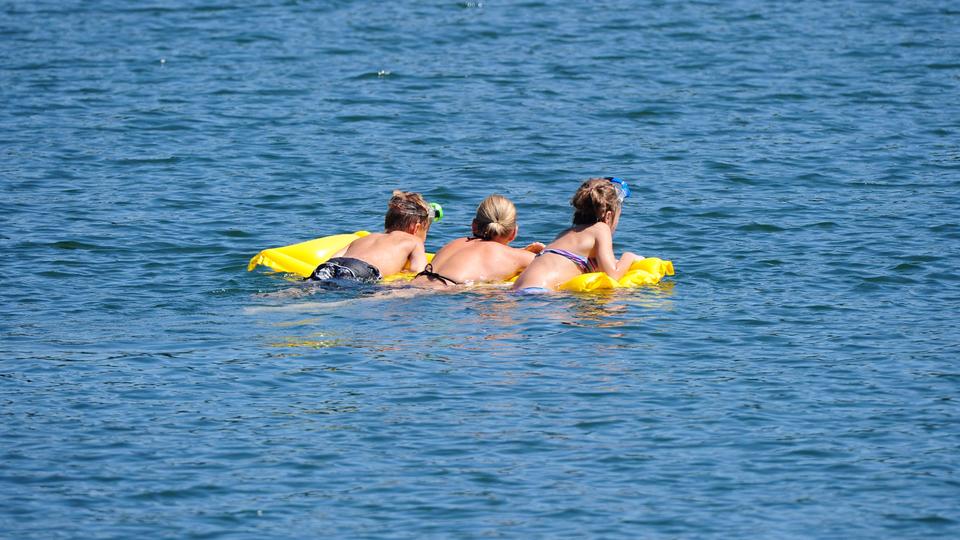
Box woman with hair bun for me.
[411,194,544,288]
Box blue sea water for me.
[2,0,959,538]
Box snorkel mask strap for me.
[605,177,631,202]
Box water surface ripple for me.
[2,1,959,538]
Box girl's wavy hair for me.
[385,190,431,232]
[571,178,621,225]
[472,195,517,240]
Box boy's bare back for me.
[342,230,427,276]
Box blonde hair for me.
[385,190,430,232]
[472,194,517,240]
[571,178,621,225]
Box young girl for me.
[410,194,544,288]
[512,177,639,292]
[308,190,432,283]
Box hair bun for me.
[570,178,621,225]
[473,194,517,240]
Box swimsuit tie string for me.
[415,263,460,286]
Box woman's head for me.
[385,190,431,236]
[472,194,517,242]
[571,178,623,227]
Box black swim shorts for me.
[306,257,382,283]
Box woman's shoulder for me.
[460,239,524,261]
[437,236,472,253]
[464,239,513,257]
[585,221,612,232]
[553,223,609,243]
[583,221,613,239]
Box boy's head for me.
[385,190,432,237]
[571,177,627,227]
[472,194,517,242]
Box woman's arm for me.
[591,224,637,280]
[511,246,537,268]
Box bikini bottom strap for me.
[414,263,460,286]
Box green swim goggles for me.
[429,202,443,223]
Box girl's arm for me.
[591,224,637,280]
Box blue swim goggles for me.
[605,177,631,202]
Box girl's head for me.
[472,194,518,243]
[385,190,431,239]
[571,177,625,229]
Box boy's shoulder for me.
[385,229,420,241]
[384,230,424,248]
[353,231,416,245]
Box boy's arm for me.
[407,241,428,274]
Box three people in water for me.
[306,177,638,292]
